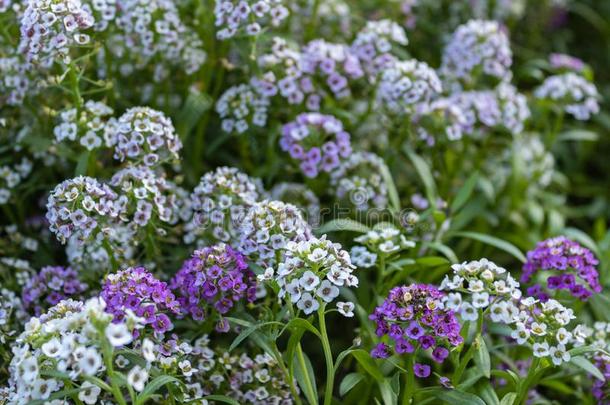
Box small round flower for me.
[170,244,257,328]
[269,182,320,226]
[101,266,180,335]
[45,176,125,244]
[214,0,289,40]
[413,363,431,378]
[276,236,357,315]
[127,365,149,392]
[440,20,512,88]
[237,200,313,268]
[186,166,260,245]
[216,82,270,134]
[330,152,389,211]
[377,59,442,115]
[113,107,182,165]
[0,55,32,106]
[369,284,463,368]
[350,246,377,269]
[22,266,88,316]
[350,19,408,78]
[534,73,600,121]
[353,225,415,260]
[522,236,601,302]
[336,301,355,317]
[280,112,352,178]
[53,100,116,151]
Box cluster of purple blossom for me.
[53,100,115,151]
[170,244,257,331]
[350,19,408,78]
[534,72,600,120]
[22,265,88,315]
[214,0,289,40]
[369,284,463,378]
[101,266,180,335]
[280,112,352,178]
[522,236,601,301]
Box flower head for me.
[22,266,88,316]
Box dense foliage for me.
[1,0,610,404]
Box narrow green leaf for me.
[75,151,89,176]
[570,356,605,381]
[404,146,438,206]
[135,375,182,405]
[451,172,479,213]
[379,162,401,212]
[316,219,371,235]
[294,350,318,405]
[378,379,397,405]
[474,337,491,379]
[351,349,384,381]
[427,387,486,405]
[340,373,364,396]
[176,91,213,139]
[284,318,321,337]
[452,231,526,263]
[499,392,516,405]
[202,395,240,405]
[229,321,282,351]
[557,129,598,142]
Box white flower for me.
[511,323,530,344]
[556,328,572,345]
[316,280,340,303]
[460,302,478,321]
[127,365,149,392]
[444,292,462,310]
[105,323,133,347]
[19,356,39,383]
[41,338,63,358]
[297,292,320,315]
[79,348,102,376]
[336,301,355,317]
[142,338,155,363]
[179,360,198,377]
[78,381,102,404]
[533,341,550,357]
[549,344,570,366]
[31,378,58,400]
[467,280,484,293]
[471,292,490,308]
[530,322,547,336]
[299,270,320,291]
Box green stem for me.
[295,343,317,405]
[376,255,386,295]
[515,357,542,405]
[452,313,483,384]
[402,355,415,405]
[271,344,302,405]
[68,62,82,110]
[101,337,127,405]
[319,305,335,405]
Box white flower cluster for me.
[351,225,415,269]
[214,0,289,40]
[6,297,145,404]
[0,56,31,106]
[534,73,600,121]
[0,288,27,344]
[216,82,270,134]
[330,151,389,211]
[53,100,116,151]
[377,59,442,115]
[450,83,530,136]
[512,135,554,189]
[350,19,408,78]
[45,176,125,244]
[440,258,521,323]
[186,166,260,244]
[441,20,512,88]
[113,107,182,166]
[19,0,96,66]
[413,98,468,144]
[266,236,357,316]
[269,182,320,226]
[0,158,32,204]
[109,165,182,227]
[237,200,313,268]
[114,0,206,79]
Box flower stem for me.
[515,357,542,404]
[271,343,302,405]
[318,305,335,405]
[402,355,415,405]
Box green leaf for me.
[75,151,90,176]
[415,256,449,267]
[451,172,479,213]
[316,218,371,235]
[351,349,384,381]
[570,356,605,381]
[229,320,283,351]
[294,350,318,405]
[476,380,499,405]
[202,395,241,405]
[176,91,213,139]
[426,242,459,263]
[378,379,398,405]
[427,387,486,405]
[451,231,526,263]
[379,162,401,212]
[474,337,491,379]
[135,375,182,405]
[340,373,364,396]
[499,392,516,405]
[404,145,438,206]
[557,129,598,142]
[284,318,321,337]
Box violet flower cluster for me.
[170,244,257,331]
[280,112,352,178]
[101,266,180,335]
[22,266,88,316]
[522,236,601,301]
[369,284,463,377]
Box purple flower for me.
[22,266,88,316]
[413,363,431,378]
[170,244,256,332]
[369,284,462,364]
[522,236,601,301]
[101,266,180,336]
